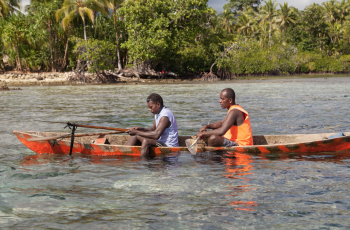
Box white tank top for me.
[155,106,179,147]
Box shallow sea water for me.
[1,77,350,229]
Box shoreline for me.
[1,72,349,87]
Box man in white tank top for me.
[126,93,179,158]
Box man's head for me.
[147,93,163,114]
[219,88,236,109]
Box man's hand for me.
[196,132,205,140]
[126,128,137,136]
[199,125,207,133]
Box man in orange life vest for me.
[196,88,253,147]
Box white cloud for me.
[208,0,328,12]
[279,0,326,10]
[22,0,30,8]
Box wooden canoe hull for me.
[13,131,187,157]
[13,131,350,156]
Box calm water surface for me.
[1,77,350,229]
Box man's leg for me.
[140,137,157,157]
[130,135,157,157]
[126,136,141,146]
[207,135,225,147]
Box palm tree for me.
[235,8,257,39]
[0,0,20,18]
[2,13,26,71]
[219,8,235,34]
[336,0,350,24]
[259,0,278,49]
[328,22,343,44]
[56,6,73,71]
[56,0,107,41]
[255,23,270,46]
[276,3,297,33]
[322,0,338,26]
[0,0,9,18]
[342,19,350,44]
[29,0,60,72]
[104,0,124,70]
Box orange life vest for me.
[223,105,253,146]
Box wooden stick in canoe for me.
[71,124,128,132]
[27,131,125,142]
[34,120,128,132]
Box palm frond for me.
[83,7,94,23]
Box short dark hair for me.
[147,93,163,106]
[222,88,235,101]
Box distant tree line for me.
[1,0,350,78]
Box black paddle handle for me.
[69,125,77,155]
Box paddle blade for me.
[185,139,198,155]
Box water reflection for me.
[223,153,257,211]
[193,151,258,211]
[223,152,254,180]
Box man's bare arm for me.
[197,110,241,138]
[199,116,228,132]
[133,121,156,132]
[127,117,170,140]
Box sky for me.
[21,0,326,12]
[207,0,326,11]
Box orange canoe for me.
[14,131,350,157]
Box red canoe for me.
[13,130,350,157]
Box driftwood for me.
[200,72,218,81]
[103,70,145,82]
[0,85,22,91]
[116,68,177,78]
[70,63,178,83]
[105,68,177,81]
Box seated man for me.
[196,88,253,147]
[126,93,179,157]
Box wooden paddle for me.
[34,120,128,132]
[185,137,200,154]
[27,131,125,142]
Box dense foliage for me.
[2,0,350,77]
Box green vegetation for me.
[1,0,350,78]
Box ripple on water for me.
[1,78,350,228]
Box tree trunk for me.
[54,27,58,71]
[80,13,88,71]
[210,61,216,74]
[269,16,272,50]
[48,21,55,72]
[124,49,128,67]
[114,13,122,70]
[82,14,87,41]
[0,58,4,70]
[14,43,22,71]
[61,30,70,71]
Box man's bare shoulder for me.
[227,108,242,117]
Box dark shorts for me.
[223,138,239,147]
[156,141,167,147]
